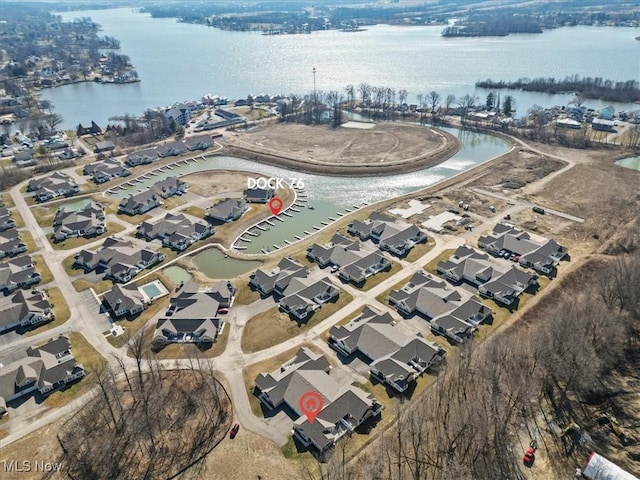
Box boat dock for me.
[255,224,266,231]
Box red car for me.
[230,423,240,439]
[523,440,537,466]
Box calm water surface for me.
[43,8,640,129]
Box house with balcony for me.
[248,257,308,296]
[184,135,215,151]
[0,228,27,259]
[243,187,274,204]
[153,176,187,198]
[102,283,146,318]
[347,211,427,257]
[152,280,234,346]
[0,255,40,293]
[205,198,248,223]
[27,172,80,202]
[254,347,383,453]
[137,212,213,252]
[0,289,53,334]
[164,104,191,126]
[118,190,162,216]
[52,201,106,242]
[278,276,340,320]
[388,271,492,344]
[0,335,85,415]
[155,141,187,158]
[94,140,115,153]
[329,306,445,393]
[125,148,158,167]
[0,207,16,231]
[437,245,538,306]
[83,158,131,184]
[75,237,165,283]
[478,223,568,275]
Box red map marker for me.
[269,197,283,216]
[299,391,323,424]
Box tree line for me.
[476,75,640,103]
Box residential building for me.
[83,158,131,184]
[388,271,492,344]
[0,256,40,293]
[102,283,145,318]
[164,104,191,126]
[52,201,106,242]
[248,257,308,296]
[329,306,445,392]
[153,176,187,198]
[94,140,116,153]
[205,198,248,223]
[184,135,215,151]
[243,187,274,204]
[76,121,102,136]
[137,212,213,251]
[156,141,187,157]
[278,276,340,320]
[347,211,427,257]
[0,208,16,231]
[0,335,85,415]
[306,233,392,285]
[118,190,162,215]
[27,172,80,202]
[0,289,53,334]
[437,245,538,306]
[0,228,27,259]
[477,223,568,275]
[125,148,158,167]
[591,118,615,132]
[153,280,234,346]
[75,236,165,283]
[254,348,383,453]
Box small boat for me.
[308,205,315,210]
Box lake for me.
[43,8,640,129]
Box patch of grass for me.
[241,291,353,353]
[72,278,113,294]
[375,271,414,305]
[116,211,152,225]
[243,343,321,418]
[403,238,436,263]
[160,196,186,210]
[62,254,85,276]
[43,332,107,408]
[32,206,54,227]
[20,230,37,253]
[319,306,368,342]
[50,222,125,250]
[422,247,457,274]
[234,282,261,305]
[33,255,54,284]
[356,261,402,292]
[1,193,15,208]
[25,287,70,336]
[10,209,24,228]
[182,205,206,218]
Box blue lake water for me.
[43,8,640,129]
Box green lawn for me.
[1,193,15,208]
[21,230,37,253]
[241,291,353,353]
[33,255,54,284]
[423,247,457,274]
[10,209,24,228]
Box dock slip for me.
[246,231,259,237]
[328,216,336,221]
[336,213,344,217]
[284,239,292,245]
[273,244,280,249]
[313,225,321,230]
[261,248,268,254]
[266,220,275,226]
[294,235,302,240]
[282,211,293,217]
[235,246,247,250]
[344,208,352,212]
[275,216,285,222]
[321,221,329,226]
[166,165,174,170]
[290,207,300,212]
[255,224,266,231]
[304,231,312,235]
[239,237,252,243]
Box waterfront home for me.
[155,141,187,157]
[76,121,102,136]
[83,157,131,183]
[278,276,340,320]
[164,104,191,126]
[0,228,27,259]
[591,118,615,132]
[388,271,492,344]
[153,176,187,198]
[125,148,158,167]
[437,245,538,306]
[27,172,80,202]
[329,306,445,393]
[0,207,15,231]
[243,187,275,204]
[52,201,106,242]
[0,289,53,334]
[0,255,40,293]
[102,283,146,318]
[254,347,383,453]
[248,257,308,296]
[184,134,215,151]
[152,280,234,346]
[205,198,248,222]
[477,223,568,275]
[137,212,213,251]
[74,236,165,283]
[347,211,427,257]
[0,335,85,415]
[118,190,161,215]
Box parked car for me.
[502,251,511,259]
[330,265,340,273]
[498,249,507,257]
[509,253,517,261]
[230,423,240,439]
